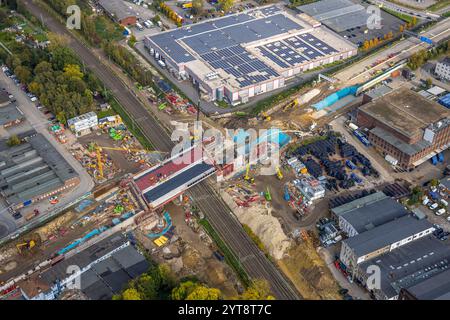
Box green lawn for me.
[94,16,124,42]
[383,7,415,23]
[428,0,450,12]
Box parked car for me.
[436,208,446,216]
[423,198,430,206]
[429,202,439,210]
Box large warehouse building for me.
[357,88,450,169]
[0,133,79,209]
[296,0,404,46]
[144,5,357,104]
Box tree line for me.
[113,263,275,300]
[0,9,102,123]
[43,0,152,87]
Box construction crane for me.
[283,98,298,112]
[96,148,104,179]
[243,164,255,183]
[16,240,35,253]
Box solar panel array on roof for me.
[147,7,304,64]
[263,41,308,65]
[200,45,280,87]
[258,47,290,68]
[297,33,338,55]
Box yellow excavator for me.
[276,166,283,180]
[243,164,255,183]
[16,240,35,253]
[259,111,271,122]
[283,98,298,112]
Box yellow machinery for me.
[276,166,283,180]
[96,148,104,179]
[260,111,271,122]
[97,145,166,155]
[243,164,255,183]
[16,240,35,253]
[283,98,298,112]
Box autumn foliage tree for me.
[234,280,275,300]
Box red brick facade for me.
[119,16,137,26]
[357,110,450,169]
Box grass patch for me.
[216,99,230,109]
[242,224,269,257]
[382,7,415,23]
[198,218,250,287]
[96,108,116,119]
[94,16,124,42]
[107,96,154,150]
[428,0,450,11]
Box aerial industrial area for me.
[0,0,448,303]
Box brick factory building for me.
[356,88,450,169]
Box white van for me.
[136,22,144,31]
[441,199,449,207]
[143,20,152,28]
[436,208,446,216]
[423,198,430,206]
[158,60,166,68]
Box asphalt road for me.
[20,0,300,299]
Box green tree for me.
[192,0,204,15]
[63,64,83,79]
[186,286,222,300]
[234,280,275,300]
[218,0,234,12]
[122,288,142,300]
[6,135,21,147]
[172,281,222,300]
[14,65,31,83]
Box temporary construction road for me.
[20,0,300,300]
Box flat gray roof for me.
[333,192,408,234]
[0,104,23,125]
[360,236,450,299]
[0,133,78,204]
[343,215,433,258]
[297,0,370,32]
[406,268,450,300]
[41,233,149,299]
[360,88,450,139]
[98,0,136,21]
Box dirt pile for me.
[278,241,341,300]
[221,191,291,260]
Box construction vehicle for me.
[259,111,271,122]
[243,164,255,183]
[16,240,35,253]
[283,98,298,112]
[25,209,40,221]
[276,166,283,180]
[265,187,272,201]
